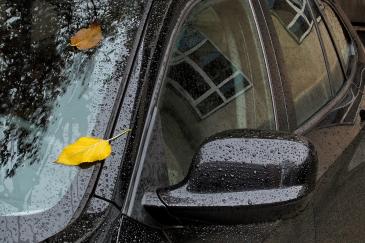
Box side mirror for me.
[143,129,318,224]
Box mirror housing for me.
[143,129,318,224]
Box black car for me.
[1,0,365,242]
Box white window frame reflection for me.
[169,34,252,119]
[286,0,314,42]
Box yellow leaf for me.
[56,137,111,166]
[70,23,103,50]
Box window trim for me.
[250,0,287,130]
[256,0,292,130]
[294,58,357,134]
[310,0,335,97]
[317,0,356,79]
[123,0,204,217]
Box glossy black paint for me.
[188,130,316,192]
[1,0,365,242]
[251,0,291,131]
[116,216,168,243]
[47,197,121,242]
[114,0,365,242]
[143,129,317,224]
[50,0,365,241]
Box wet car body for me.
[1,0,365,242]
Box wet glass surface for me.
[168,62,210,99]
[189,41,236,85]
[219,74,250,99]
[0,0,144,216]
[131,0,275,226]
[268,0,333,126]
[196,92,224,115]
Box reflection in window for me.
[168,27,252,119]
[130,0,275,226]
[268,0,332,126]
[321,1,352,73]
[271,0,314,43]
[311,0,345,93]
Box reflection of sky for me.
[0,0,131,215]
[0,54,100,215]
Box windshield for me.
[0,0,140,216]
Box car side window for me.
[130,0,275,224]
[267,0,332,126]
[312,0,345,93]
[321,1,352,74]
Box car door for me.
[264,0,365,179]
[260,0,365,241]
[115,0,291,242]
[304,0,365,178]
[115,0,365,242]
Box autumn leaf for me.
[56,129,131,166]
[70,22,103,50]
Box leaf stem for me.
[107,129,132,142]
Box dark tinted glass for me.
[196,92,224,115]
[322,1,352,74]
[312,0,345,93]
[219,74,250,99]
[189,41,236,85]
[168,61,210,99]
[131,0,275,225]
[289,16,309,37]
[177,28,206,52]
[268,0,332,126]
